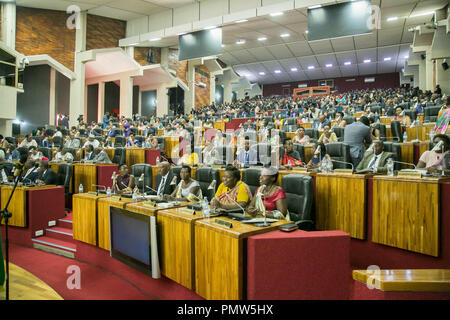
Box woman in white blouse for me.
[163,165,201,202]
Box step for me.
[32,236,76,259]
[57,217,73,229]
[45,227,75,244]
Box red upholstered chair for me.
[247,230,351,300]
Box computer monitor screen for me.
[307,0,373,42]
[178,28,222,61]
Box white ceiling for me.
[16,0,449,85]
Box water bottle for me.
[106,186,112,196]
[78,184,84,194]
[156,156,160,165]
[288,159,293,167]
[327,159,333,172]
[132,189,138,200]
[403,131,408,142]
[202,197,210,217]
[387,158,394,176]
[321,159,327,173]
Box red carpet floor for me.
[7,243,202,300]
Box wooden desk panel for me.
[125,148,147,167]
[194,217,288,300]
[315,174,367,239]
[73,164,97,193]
[400,142,414,169]
[353,269,450,292]
[72,193,108,245]
[372,176,444,257]
[104,148,115,161]
[406,125,436,142]
[165,137,181,160]
[0,185,54,227]
[97,196,139,250]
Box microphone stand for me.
[0,163,26,300]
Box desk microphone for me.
[330,159,354,172]
[224,191,246,215]
[145,185,159,194]
[432,141,444,152]
[393,161,416,169]
[91,184,106,195]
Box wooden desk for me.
[73,163,117,193]
[125,147,147,167]
[380,117,393,125]
[400,142,414,169]
[165,137,181,160]
[315,173,367,239]
[97,196,141,250]
[72,192,109,246]
[406,123,436,142]
[353,269,450,292]
[104,148,115,161]
[194,217,288,300]
[372,176,449,257]
[125,203,198,289]
[0,185,53,227]
[213,121,226,132]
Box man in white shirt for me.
[19,135,38,149]
[54,148,74,162]
[65,134,81,149]
[82,135,100,149]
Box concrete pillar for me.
[425,48,434,92]
[161,48,169,68]
[49,68,56,126]
[120,76,134,119]
[138,89,142,115]
[125,46,134,59]
[69,12,87,127]
[185,61,196,114]
[436,58,450,95]
[97,81,105,123]
[210,74,216,105]
[0,120,13,137]
[223,80,232,104]
[418,58,426,91]
[156,84,169,117]
[1,2,16,49]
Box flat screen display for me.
[178,28,222,61]
[307,0,373,41]
[110,207,152,275]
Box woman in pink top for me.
[292,127,310,145]
[417,134,449,175]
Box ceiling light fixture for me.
[236,39,246,45]
[270,12,284,17]
[325,64,333,68]
[280,33,290,38]
[344,61,352,65]
[384,57,392,61]
[274,70,281,73]
[235,19,248,23]
[259,72,266,75]
[308,66,315,70]
[387,16,398,21]
[308,5,322,9]
[410,11,435,18]
[364,59,371,63]
[149,38,161,41]
[291,67,298,72]
[203,26,217,30]
[258,36,267,41]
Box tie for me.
[157,176,166,196]
[245,151,249,165]
[368,155,378,169]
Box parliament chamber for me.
[1,0,450,304]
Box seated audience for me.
[280,138,303,169]
[149,161,176,197]
[91,147,112,164]
[247,167,288,220]
[83,135,100,149]
[54,147,74,162]
[144,135,159,149]
[179,144,199,165]
[64,134,80,149]
[355,140,393,174]
[163,165,201,202]
[126,134,140,148]
[35,161,57,185]
[113,164,135,194]
[318,125,338,144]
[307,142,328,170]
[210,165,252,210]
[292,127,310,145]
[234,137,257,167]
[83,145,95,161]
[5,145,20,161]
[20,160,39,184]
[393,106,412,127]
[417,134,450,175]
[19,135,38,149]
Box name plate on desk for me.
[292,167,308,172]
[179,208,196,215]
[333,169,353,174]
[111,195,122,200]
[88,191,97,195]
[214,219,233,228]
[397,170,423,178]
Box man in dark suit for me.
[19,160,39,184]
[35,160,57,185]
[151,161,176,197]
[356,140,393,174]
[343,116,372,167]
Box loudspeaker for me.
[443,62,449,71]
[12,123,20,136]
[421,54,426,60]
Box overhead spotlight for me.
[270,12,283,17]
[291,67,298,72]
[280,33,290,38]
[274,70,281,74]
[325,64,333,68]
[344,61,352,65]
[308,66,315,70]
[259,72,266,75]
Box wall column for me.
[425,48,434,91]
[185,61,196,114]
[69,12,87,127]
[210,73,216,105]
[156,84,169,117]
[49,68,56,126]
[97,81,105,123]
[1,2,16,49]
[119,76,134,119]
